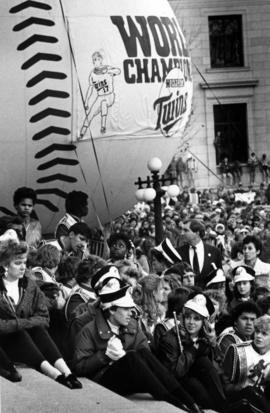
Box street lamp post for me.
[134,157,180,245]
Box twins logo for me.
[154,68,191,138]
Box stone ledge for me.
[1,368,187,413]
[200,80,259,89]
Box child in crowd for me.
[13,187,42,249]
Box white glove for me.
[203,318,216,343]
[105,335,126,361]
[263,363,270,380]
[55,291,66,310]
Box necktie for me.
[192,246,200,275]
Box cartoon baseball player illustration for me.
[79,51,121,139]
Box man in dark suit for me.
[178,219,222,289]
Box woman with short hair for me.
[242,235,270,276]
[0,239,81,389]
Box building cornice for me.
[200,80,259,89]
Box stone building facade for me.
[169,0,270,188]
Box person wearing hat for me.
[73,283,203,413]
[222,315,270,412]
[205,267,226,292]
[217,301,261,362]
[178,220,223,289]
[228,265,256,311]
[157,292,228,411]
[65,265,122,353]
[150,238,182,276]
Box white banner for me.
[66,0,193,141]
[235,192,256,204]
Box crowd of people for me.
[1,183,270,412]
[219,152,270,187]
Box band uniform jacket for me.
[223,341,270,391]
[72,307,149,381]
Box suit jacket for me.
[178,242,222,288]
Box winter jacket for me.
[157,325,217,380]
[157,326,199,379]
[73,306,149,380]
[153,318,175,354]
[0,275,49,335]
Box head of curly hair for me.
[0,240,28,266]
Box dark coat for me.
[73,307,149,380]
[157,325,213,380]
[0,276,49,335]
[178,242,222,288]
[64,301,99,361]
[227,297,255,313]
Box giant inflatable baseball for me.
[0,0,192,232]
